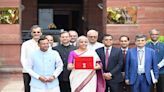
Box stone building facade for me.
[0,0,163,71]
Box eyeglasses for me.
[151,34,159,35]
[88,36,97,38]
[33,31,41,33]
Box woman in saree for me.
[67,36,105,92]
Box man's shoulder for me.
[128,48,136,52]
[49,50,59,55]
[96,42,104,46]
[52,45,61,50]
[96,47,104,51]
[158,42,164,45]
[146,41,152,45]
[145,47,155,52]
[53,44,75,50]
[31,49,40,56]
[112,47,119,49]
[111,47,122,53]
[22,39,33,45]
[21,39,36,49]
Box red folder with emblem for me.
[75,57,94,69]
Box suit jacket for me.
[125,47,159,85]
[120,48,129,72]
[52,44,76,81]
[96,47,123,83]
[146,42,164,74]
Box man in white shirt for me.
[21,25,42,92]
[87,29,103,50]
[26,36,63,92]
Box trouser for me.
[131,74,150,92]
[122,81,131,92]
[106,82,124,92]
[156,74,164,92]
[59,81,71,92]
[23,73,31,92]
[122,72,131,92]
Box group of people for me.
[21,25,164,92]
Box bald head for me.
[69,30,78,43]
[149,29,160,42]
[87,29,99,44]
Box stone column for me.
[0,0,21,73]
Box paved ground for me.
[0,73,24,92]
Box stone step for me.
[0,67,22,73]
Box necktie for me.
[105,48,109,69]
[122,50,126,63]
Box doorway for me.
[38,0,83,35]
[21,0,103,37]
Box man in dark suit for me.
[119,35,131,92]
[125,34,159,92]
[52,31,76,92]
[96,34,124,92]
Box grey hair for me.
[60,31,69,37]
[87,29,98,36]
[31,25,42,32]
[149,29,160,35]
[135,34,147,41]
[76,35,89,48]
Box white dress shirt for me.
[21,39,39,73]
[104,46,112,57]
[121,47,128,54]
[137,47,145,74]
[87,42,104,51]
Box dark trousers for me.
[59,81,71,92]
[131,75,150,92]
[150,84,157,92]
[122,81,131,92]
[156,74,164,92]
[105,82,123,92]
[122,72,131,92]
[23,73,31,92]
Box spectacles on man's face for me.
[33,31,41,33]
[88,36,97,38]
[151,34,159,36]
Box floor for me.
[0,73,24,92]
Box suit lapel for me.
[100,47,106,68]
[144,48,148,69]
[134,48,138,65]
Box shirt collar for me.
[152,41,159,45]
[105,46,112,50]
[121,47,128,51]
[137,47,145,52]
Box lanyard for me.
[138,50,144,65]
